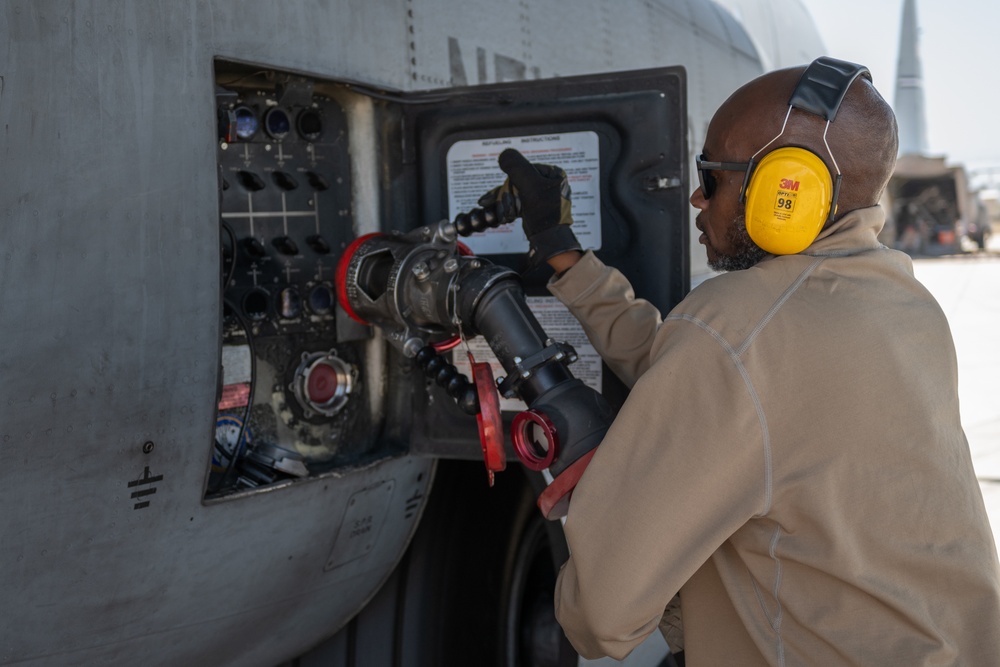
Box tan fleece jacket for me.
[548,207,1000,665]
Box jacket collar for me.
[801,205,886,257]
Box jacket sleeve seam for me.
[664,314,774,516]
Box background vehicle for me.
[0,2,823,665]
[886,154,984,255]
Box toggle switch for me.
[272,171,299,191]
[306,171,330,191]
[272,235,299,256]
[306,234,331,254]
[242,237,267,259]
[237,170,266,192]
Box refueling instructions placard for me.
[445,132,604,411]
[446,132,602,255]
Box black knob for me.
[306,171,330,191]
[237,170,266,192]
[272,171,299,191]
[242,237,267,258]
[306,234,331,254]
[272,236,299,256]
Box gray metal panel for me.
[1,3,433,666]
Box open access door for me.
[400,67,689,456]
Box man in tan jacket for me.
[493,59,1000,664]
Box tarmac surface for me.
[912,235,1000,548]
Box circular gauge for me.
[308,283,335,315]
[233,106,258,140]
[242,288,270,321]
[264,108,291,140]
[279,287,302,319]
[297,109,323,141]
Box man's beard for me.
[709,215,768,272]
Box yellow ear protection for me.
[740,57,872,255]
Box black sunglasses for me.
[695,154,751,199]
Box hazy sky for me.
[797,0,1000,187]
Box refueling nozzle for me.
[336,217,610,519]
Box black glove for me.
[479,148,581,265]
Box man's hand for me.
[480,148,582,266]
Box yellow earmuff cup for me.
[744,147,833,255]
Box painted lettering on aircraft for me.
[448,37,541,86]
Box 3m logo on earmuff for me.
[773,178,800,217]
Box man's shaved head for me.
[693,62,899,272]
[708,65,899,220]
